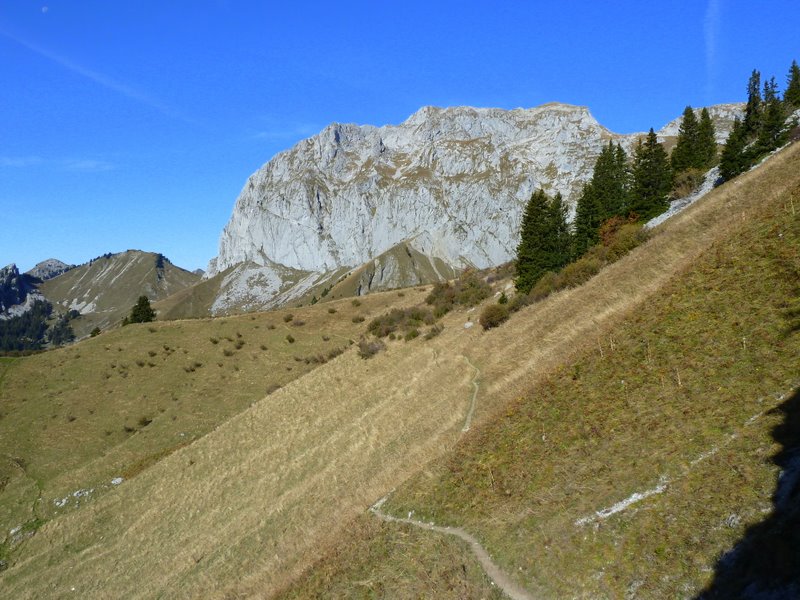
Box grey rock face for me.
[208,102,743,312]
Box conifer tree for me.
[670,106,701,173]
[697,108,718,168]
[629,129,672,221]
[548,192,572,270]
[756,77,789,153]
[785,60,800,108]
[719,118,748,181]
[743,69,763,137]
[572,183,602,258]
[589,142,630,220]
[514,189,554,294]
[127,295,156,324]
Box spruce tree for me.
[514,190,554,294]
[755,77,788,154]
[719,118,748,181]
[697,108,718,168]
[743,69,763,137]
[572,183,602,258]
[670,106,701,173]
[589,142,629,220]
[785,60,800,108]
[629,129,673,221]
[548,192,572,270]
[128,295,156,324]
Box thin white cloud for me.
[60,159,115,172]
[0,156,43,167]
[704,0,722,100]
[0,28,194,124]
[0,156,114,172]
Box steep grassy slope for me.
[282,145,800,597]
[0,288,425,561]
[40,250,200,337]
[2,142,797,599]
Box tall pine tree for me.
[589,142,630,220]
[548,192,572,270]
[514,189,568,294]
[629,129,672,221]
[755,77,789,153]
[719,118,748,181]
[743,69,763,137]
[670,106,701,173]
[697,108,718,168]
[785,60,800,108]
[572,183,602,258]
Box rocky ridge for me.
[207,102,743,313]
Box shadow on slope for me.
[697,386,800,599]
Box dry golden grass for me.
[284,142,800,597]
[3,143,798,598]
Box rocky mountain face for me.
[0,264,42,319]
[206,102,743,313]
[26,258,73,281]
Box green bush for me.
[352,315,365,323]
[672,167,706,199]
[285,334,295,344]
[283,313,294,323]
[556,256,602,288]
[404,328,420,341]
[529,271,559,301]
[479,303,510,330]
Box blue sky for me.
[1,1,798,273]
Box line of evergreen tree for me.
[0,300,52,352]
[514,189,571,294]
[719,61,798,182]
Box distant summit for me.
[26,258,74,281]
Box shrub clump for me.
[425,269,491,315]
[285,334,295,344]
[367,306,435,337]
[283,313,294,323]
[480,303,510,330]
[357,337,385,359]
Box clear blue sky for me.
[1,1,798,273]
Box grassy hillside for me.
[40,250,200,337]
[1,141,797,598]
[281,144,800,597]
[0,287,426,565]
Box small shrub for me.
[236,332,242,338]
[529,271,559,301]
[358,337,385,359]
[322,335,330,341]
[498,291,508,304]
[397,292,405,297]
[388,333,396,340]
[210,337,219,344]
[147,362,156,368]
[605,223,648,261]
[90,327,101,337]
[193,361,202,369]
[671,167,705,199]
[352,299,362,307]
[292,320,306,327]
[326,347,345,360]
[328,307,337,314]
[222,348,234,357]
[404,328,420,341]
[286,334,295,344]
[556,256,602,288]
[283,313,294,323]
[148,350,157,357]
[123,425,136,434]
[267,324,276,330]
[479,303,510,330]
[266,383,281,395]
[260,344,267,350]
[352,315,365,323]
[138,416,153,428]
[424,324,444,340]
[235,340,245,349]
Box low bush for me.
[352,299,362,307]
[357,337,384,359]
[425,269,491,314]
[529,271,559,302]
[671,167,705,199]
[352,315,365,323]
[285,334,295,344]
[292,320,306,327]
[404,328,420,341]
[328,307,337,314]
[367,306,435,337]
[283,313,294,323]
[424,324,444,340]
[479,303,510,330]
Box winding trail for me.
[369,354,537,599]
[369,496,535,600]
